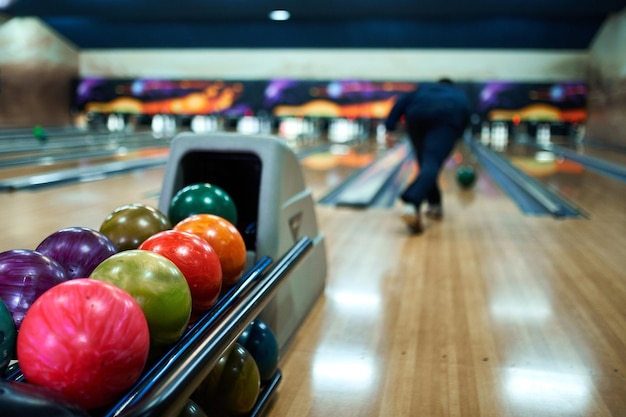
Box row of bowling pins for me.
[107,112,375,145]
[480,121,553,151]
[480,122,510,151]
[327,118,369,143]
[108,113,178,138]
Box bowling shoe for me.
[400,205,423,234]
[425,204,443,220]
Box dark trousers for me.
[401,124,459,208]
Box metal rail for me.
[108,236,313,417]
[2,237,313,417]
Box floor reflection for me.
[490,295,552,323]
[504,368,591,414]
[312,349,378,391]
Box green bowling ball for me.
[168,183,238,226]
[192,343,260,416]
[90,250,192,351]
[0,298,17,373]
[100,203,172,251]
[456,165,477,188]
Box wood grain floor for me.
[0,139,625,417]
[269,158,626,417]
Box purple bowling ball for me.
[0,249,69,329]
[36,227,118,279]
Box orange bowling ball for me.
[174,214,247,287]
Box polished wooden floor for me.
[1,137,625,417]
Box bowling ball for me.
[36,227,118,279]
[0,299,16,374]
[177,399,209,417]
[0,249,69,330]
[192,343,260,416]
[169,183,238,226]
[0,380,90,417]
[17,279,150,410]
[237,319,279,383]
[90,250,192,349]
[173,214,247,288]
[100,203,171,251]
[456,165,477,188]
[32,125,47,143]
[139,230,222,322]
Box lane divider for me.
[318,142,411,208]
[470,140,585,218]
[535,143,626,184]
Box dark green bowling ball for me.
[177,399,208,417]
[237,319,279,383]
[192,343,260,416]
[0,298,17,374]
[169,183,238,226]
[456,166,477,188]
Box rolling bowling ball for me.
[32,125,48,144]
[139,230,222,322]
[191,343,261,416]
[0,299,16,374]
[90,250,192,350]
[237,319,279,383]
[17,279,150,410]
[173,214,247,288]
[0,249,69,330]
[100,203,171,251]
[169,183,238,226]
[36,227,118,279]
[456,165,477,188]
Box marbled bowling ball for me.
[168,183,238,226]
[90,250,192,351]
[192,343,260,416]
[0,298,16,373]
[173,214,246,288]
[100,203,171,251]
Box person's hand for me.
[385,132,399,149]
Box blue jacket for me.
[385,82,471,136]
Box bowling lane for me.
[0,168,166,252]
[0,127,335,190]
[487,139,626,220]
[547,135,626,167]
[271,154,626,416]
[300,142,383,201]
[1,130,625,417]
[0,130,170,166]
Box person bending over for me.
[384,78,471,234]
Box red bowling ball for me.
[139,230,222,322]
[17,279,150,410]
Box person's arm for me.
[384,92,413,132]
[384,91,414,148]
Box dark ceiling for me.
[3,0,625,49]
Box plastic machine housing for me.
[158,132,327,353]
